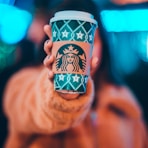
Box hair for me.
[72,55,80,72]
[61,55,68,71]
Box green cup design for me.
[50,11,98,94]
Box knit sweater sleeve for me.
[3,67,94,134]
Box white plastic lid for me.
[50,10,98,26]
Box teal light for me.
[100,9,148,32]
[100,9,148,75]
[0,4,32,44]
[0,40,16,72]
[0,0,15,5]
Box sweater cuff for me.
[35,69,94,129]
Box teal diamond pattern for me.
[52,23,59,42]
[69,74,83,91]
[59,22,72,41]
[51,20,96,43]
[88,24,95,43]
[54,73,88,93]
[74,28,86,42]
[73,21,86,42]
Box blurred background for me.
[0,0,148,147]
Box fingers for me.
[44,39,52,55]
[44,25,52,38]
[43,55,54,79]
[90,57,99,77]
[48,70,54,79]
[43,25,54,79]
[44,25,52,54]
[43,54,54,67]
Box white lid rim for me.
[50,10,98,26]
[50,16,98,26]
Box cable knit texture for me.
[3,66,148,148]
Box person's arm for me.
[3,67,94,135]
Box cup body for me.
[50,10,98,94]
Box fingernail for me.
[46,39,50,44]
[47,55,50,59]
[94,57,99,65]
[48,71,51,77]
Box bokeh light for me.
[0,0,15,5]
[0,4,32,44]
[101,9,148,32]
[0,41,16,72]
[100,9,148,76]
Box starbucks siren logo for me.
[56,44,86,72]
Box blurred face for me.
[91,29,102,76]
[27,14,47,47]
[111,0,148,5]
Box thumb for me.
[90,57,99,77]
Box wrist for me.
[58,92,80,100]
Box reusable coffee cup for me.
[50,10,98,94]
